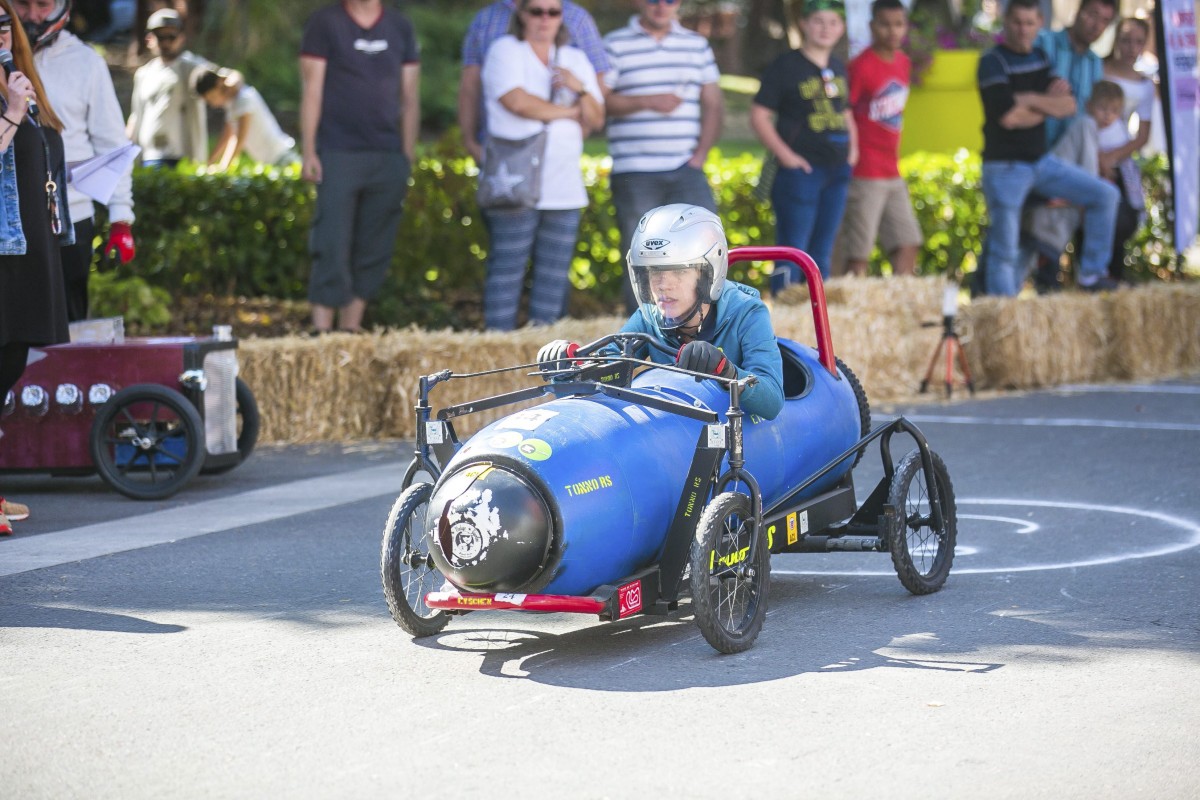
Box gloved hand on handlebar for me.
[104,221,136,265]
[676,341,735,382]
[537,340,579,368]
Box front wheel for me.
[381,482,449,637]
[888,449,957,595]
[89,384,205,500]
[689,492,769,653]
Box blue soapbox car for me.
[380,247,957,653]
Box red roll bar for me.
[728,246,837,376]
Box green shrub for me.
[111,138,1182,331]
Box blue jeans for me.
[770,162,851,291]
[483,207,581,331]
[611,165,717,312]
[981,155,1120,296]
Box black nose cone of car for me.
[427,462,555,593]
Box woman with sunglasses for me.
[0,0,72,534]
[750,0,857,289]
[479,0,603,330]
[1099,16,1156,282]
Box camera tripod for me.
[920,312,975,398]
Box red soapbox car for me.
[1,324,258,500]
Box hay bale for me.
[240,333,389,443]
[1107,284,1200,379]
[961,294,1109,388]
[237,279,1198,444]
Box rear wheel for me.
[836,357,871,468]
[201,378,259,475]
[888,449,957,594]
[381,482,449,637]
[689,492,769,653]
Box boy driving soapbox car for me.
[380,246,957,654]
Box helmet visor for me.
[631,262,710,332]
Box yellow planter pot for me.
[900,49,984,156]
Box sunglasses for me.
[524,6,562,17]
[153,32,180,42]
[820,68,840,99]
[647,0,681,5]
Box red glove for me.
[104,222,135,264]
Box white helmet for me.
[628,204,728,333]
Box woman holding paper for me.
[0,0,71,535]
[19,0,136,320]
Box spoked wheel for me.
[888,448,957,595]
[89,384,205,500]
[201,378,260,475]
[381,482,449,637]
[689,492,770,653]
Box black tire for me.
[689,492,770,653]
[381,482,449,637]
[90,384,206,500]
[836,356,871,468]
[201,378,260,475]
[888,448,957,595]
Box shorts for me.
[308,149,410,307]
[838,177,922,261]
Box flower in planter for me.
[906,0,1003,86]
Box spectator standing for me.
[458,0,608,165]
[1025,81,1125,280]
[837,0,920,277]
[603,0,722,312]
[196,68,298,170]
[299,0,420,334]
[1099,17,1155,281]
[1036,0,1116,147]
[750,0,857,289]
[479,0,603,330]
[976,0,1118,296]
[125,8,210,167]
[0,0,72,533]
[16,0,135,321]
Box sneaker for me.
[0,498,29,521]
[1079,276,1120,293]
[0,510,10,536]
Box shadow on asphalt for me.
[403,576,1108,691]
[1,604,187,634]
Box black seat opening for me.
[779,343,810,399]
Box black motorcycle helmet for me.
[21,0,71,51]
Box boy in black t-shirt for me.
[750,0,858,290]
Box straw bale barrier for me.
[238,279,1199,444]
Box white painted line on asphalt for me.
[896,414,1200,432]
[774,499,1200,577]
[0,464,404,578]
[1051,383,1200,395]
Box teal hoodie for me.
[618,280,785,420]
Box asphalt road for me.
[2,380,1198,799]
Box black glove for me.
[676,341,735,381]
[537,339,579,369]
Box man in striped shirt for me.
[603,0,723,312]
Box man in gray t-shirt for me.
[299,0,421,334]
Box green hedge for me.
[99,137,1181,329]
